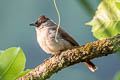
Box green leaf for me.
[0,47,27,80]
[0,50,3,54]
[16,69,31,79]
[116,1,120,10]
[114,71,120,80]
[87,0,120,40]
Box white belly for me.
[36,28,51,54]
[36,28,73,54]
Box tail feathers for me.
[83,61,98,72]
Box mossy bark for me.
[17,34,120,80]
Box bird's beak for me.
[29,23,37,26]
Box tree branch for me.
[17,34,120,80]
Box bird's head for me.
[30,15,49,27]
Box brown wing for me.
[59,28,79,46]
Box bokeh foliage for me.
[0,47,30,80]
[87,0,120,40]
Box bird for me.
[30,15,98,72]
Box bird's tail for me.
[83,61,98,72]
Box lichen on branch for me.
[17,34,120,80]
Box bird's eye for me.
[35,21,38,24]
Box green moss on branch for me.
[17,34,120,80]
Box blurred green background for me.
[0,0,120,80]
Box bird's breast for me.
[36,28,73,54]
[36,28,51,53]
